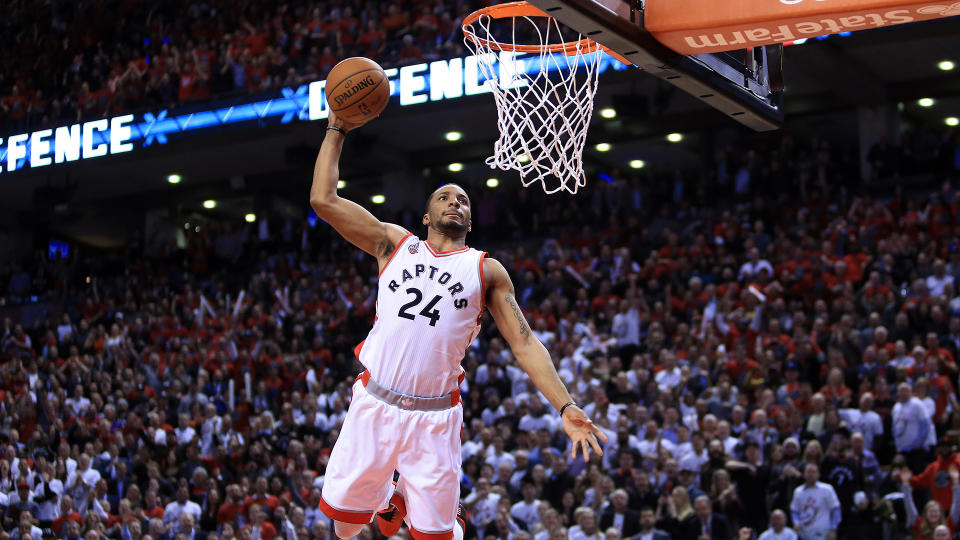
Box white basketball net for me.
[463,10,603,195]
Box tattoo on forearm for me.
[505,294,528,335]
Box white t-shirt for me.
[739,259,774,280]
[678,450,710,473]
[927,274,955,296]
[486,450,516,472]
[892,397,935,451]
[637,438,676,463]
[654,368,681,392]
[163,500,202,526]
[758,527,799,540]
[838,409,883,450]
[462,440,484,461]
[568,525,604,540]
[468,492,501,528]
[175,426,197,445]
[790,482,839,535]
[510,499,542,531]
[34,479,63,521]
[519,414,557,435]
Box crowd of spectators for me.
[0,0,484,132]
[3,124,960,540]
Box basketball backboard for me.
[526,0,786,131]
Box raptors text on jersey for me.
[356,234,486,397]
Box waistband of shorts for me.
[355,370,461,411]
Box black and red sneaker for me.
[376,493,407,537]
[456,502,469,531]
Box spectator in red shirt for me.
[242,504,277,540]
[923,357,959,425]
[411,6,438,44]
[52,495,84,535]
[243,477,281,519]
[910,437,960,517]
[819,367,852,408]
[217,484,246,526]
[724,352,758,385]
[143,490,165,520]
[382,3,411,40]
[1,85,28,127]
[397,34,424,64]
[926,332,957,374]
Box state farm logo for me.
[917,3,960,15]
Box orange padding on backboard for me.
[645,0,960,54]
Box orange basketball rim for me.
[461,1,632,64]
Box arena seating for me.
[0,0,479,133]
[2,127,960,540]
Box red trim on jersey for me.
[379,233,415,277]
[353,340,365,360]
[317,496,375,524]
[424,240,469,257]
[452,372,465,406]
[409,527,454,540]
[477,252,487,324]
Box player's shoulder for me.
[380,224,415,259]
[385,223,413,244]
[482,257,511,287]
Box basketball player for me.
[310,111,607,540]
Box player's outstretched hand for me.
[561,405,608,459]
[328,109,364,133]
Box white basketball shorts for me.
[319,379,463,539]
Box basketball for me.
[324,57,390,124]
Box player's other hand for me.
[561,404,608,459]
[328,110,364,133]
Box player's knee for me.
[333,521,366,539]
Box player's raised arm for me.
[309,110,409,261]
[483,257,607,458]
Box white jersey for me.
[790,481,839,536]
[892,396,935,452]
[758,528,798,540]
[357,234,486,396]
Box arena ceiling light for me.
[629,159,645,169]
[337,180,346,189]
[939,60,956,71]
[918,98,935,107]
[517,153,530,163]
[595,143,611,152]
[371,194,386,204]
[667,133,684,143]
[486,178,499,188]
[448,162,464,172]
[947,117,960,127]
[203,200,217,209]
[445,131,463,142]
[245,213,256,223]
[599,108,617,119]
[167,174,182,184]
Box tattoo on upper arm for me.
[505,294,528,336]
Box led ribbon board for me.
[644,0,960,54]
[0,52,626,177]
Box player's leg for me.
[332,522,366,539]
[320,381,401,538]
[396,406,463,540]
